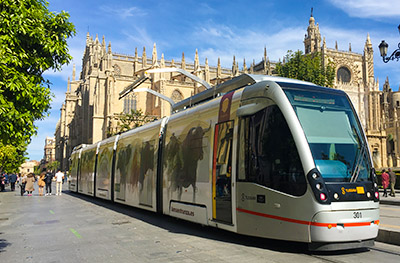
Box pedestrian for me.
[381,169,390,197]
[0,173,5,192]
[388,168,397,197]
[38,172,46,196]
[25,173,36,196]
[9,173,17,191]
[20,173,27,196]
[54,170,64,196]
[44,170,53,196]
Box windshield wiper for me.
[350,142,367,182]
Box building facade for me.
[55,15,391,171]
[304,14,386,168]
[19,160,40,175]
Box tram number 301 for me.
[353,212,363,219]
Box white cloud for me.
[328,0,400,18]
[190,23,305,68]
[99,6,147,20]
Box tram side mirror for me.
[237,101,270,117]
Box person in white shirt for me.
[54,170,64,196]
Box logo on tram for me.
[341,186,365,195]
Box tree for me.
[47,160,60,173]
[109,109,157,137]
[0,0,76,147]
[0,142,26,173]
[275,50,335,88]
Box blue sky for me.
[26,0,400,161]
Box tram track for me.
[369,246,400,256]
[308,244,400,263]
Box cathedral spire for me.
[205,58,210,83]
[181,52,186,70]
[152,43,158,66]
[264,46,267,61]
[232,55,238,76]
[142,47,147,67]
[194,49,200,72]
[304,12,321,54]
[217,57,221,79]
[108,42,112,54]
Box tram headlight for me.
[374,191,379,199]
[333,193,339,200]
[367,192,371,198]
[319,193,327,201]
[316,183,322,190]
[312,173,319,179]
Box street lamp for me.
[378,24,400,63]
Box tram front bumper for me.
[310,209,379,243]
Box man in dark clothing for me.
[9,173,17,191]
[44,171,54,196]
[388,168,397,197]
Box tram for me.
[69,73,380,251]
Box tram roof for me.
[172,74,318,112]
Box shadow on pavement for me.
[65,191,374,255]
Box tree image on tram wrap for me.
[80,149,96,193]
[115,136,155,206]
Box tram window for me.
[241,105,306,196]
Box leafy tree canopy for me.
[0,142,26,173]
[275,50,335,88]
[47,160,60,172]
[0,0,76,147]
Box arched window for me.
[337,66,351,83]
[113,64,121,76]
[171,89,184,103]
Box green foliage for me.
[0,0,76,147]
[0,142,27,173]
[47,160,60,172]
[275,50,335,88]
[109,109,157,137]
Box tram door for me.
[212,121,234,223]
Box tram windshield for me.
[283,85,371,182]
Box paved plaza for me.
[1,186,400,263]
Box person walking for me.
[25,173,36,196]
[388,168,397,197]
[55,170,64,195]
[381,169,390,197]
[20,173,27,196]
[9,173,17,191]
[38,172,46,196]
[44,170,53,196]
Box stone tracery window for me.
[113,64,121,76]
[171,89,184,103]
[337,66,351,83]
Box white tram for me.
[69,74,380,251]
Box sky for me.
[26,0,400,161]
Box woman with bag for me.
[25,173,36,196]
[38,172,46,196]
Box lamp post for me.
[378,24,400,63]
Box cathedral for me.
[55,14,392,172]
